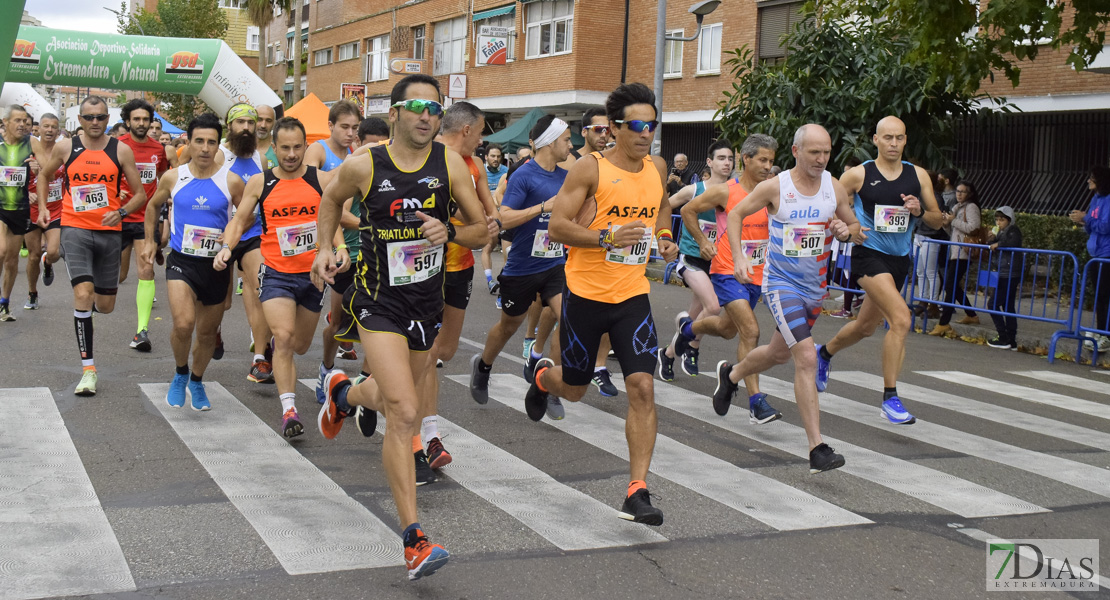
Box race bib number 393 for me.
[71,184,109,213]
[388,239,444,285]
[783,224,825,258]
[874,205,910,233]
[605,225,653,265]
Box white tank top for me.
[764,170,838,299]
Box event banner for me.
[340,83,367,117]
[0,0,27,82]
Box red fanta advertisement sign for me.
[478,36,507,65]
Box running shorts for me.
[0,208,33,236]
[559,289,657,386]
[167,250,231,306]
[258,264,325,312]
[327,262,357,294]
[710,274,761,310]
[850,245,911,292]
[764,288,823,348]
[335,286,439,352]
[498,264,565,317]
[60,226,122,295]
[230,235,261,272]
[444,266,474,310]
[120,222,145,248]
[676,253,710,278]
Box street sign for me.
[449,74,467,98]
[366,97,390,115]
[478,25,510,37]
[389,59,423,75]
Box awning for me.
[472,5,515,21]
[285,29,309,40]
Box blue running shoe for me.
[167,373,188,408]
[748,393,782,425]
[188,379,211,411]
[815,344,831,392]
[881,397,916,425]
[673,312,694,357]
[315,362,329,405]
[523,352,540,384]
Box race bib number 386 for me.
[783,224,825,258]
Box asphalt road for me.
[2,251,1108,600]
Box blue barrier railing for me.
[1052,257,1110,362]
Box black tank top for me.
[855,160,921,256]
[356,142,453,320]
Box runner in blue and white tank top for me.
[707,124,861,475]
[814,116,944,427]
[305,99,359,173]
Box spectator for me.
[913,170,948,317]
[1071,166,1110,351]
[666,153,699,199]
[829,156,864,319]
[986,206,1023,350]
[484,143,507,191]
[937,168,958,212]
[930,180,982,335]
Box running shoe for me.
[212,330,224,360]
[23,293,38,310]
[881,397,916,425]
[415,450,437,486]
[711,361,737,416]
[522,337,535,359]
[187,379,211,411]
[672,311,693,357]
[404,529,449,580]
[987,337,1012,349]
[130,329,152,352]
[315,363,329,405]
[524,358,553,422]
[282,407,304,438]
[815,344,831,392]
[75,368,97,396]
[336,342,358,360]
[829,308,853,319]
[19,246,27,258]
[523,352,539,384]
[0,304,14,322]
[426,437,452,469]
[545,395,565,420]
[248,359,274,383]
[41,254,54,286]
[436,359,444,368]
[469,354,489,405]
[748,393,782,424]
[617,488,664,526]
[235,277,243,295]
[655,347,675,382]
[318,371,350,439]
[808,443,845,474]
[167,372,188,408]
[681,347,699,377]
[591,368,618,397]
[354,406,377,437]
[487,279,499,295]
[495,296,502,310]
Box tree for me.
[291,0,302,103]
[716,10,1011,171]
[247,0,291,81]
[116,0,228,126]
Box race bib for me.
[71,184,109,213]
[137,162,157,185]
[0,166,27,187]
[276,222,317,256]
[181,224,222,257]
[742,239,768,266]
[699,219,718,245]
[782,224,825,258]
[874,205,910,233]
[605,225,653,265]
[531,229,563,258]
[387,239,444,285]
[47,179,63,203]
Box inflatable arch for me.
[6,25,282,120]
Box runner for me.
[255,104,277,169]
[524,82,678,525]
[312,74,488,580]
[36,95,150,395]
[814,116,943,425]
[117,98,171,352]
[215,116,340,438]
[710,124,862,473]
[141,113,232,410]
[305,100,358,171]
[470,113,572,421]
[25,112,64,309]
[0,105,44,320]
[478,143,506,299]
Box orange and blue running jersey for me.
[710,178,768,287]
[257,167,324,273]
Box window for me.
[338,41,359,62]
[525,0,573,59]
[412,25,425,60]
[664,29,683,77]
[313,48,332,66]
[366,34,390,82]
[247,26,260,52]
[217,0,242,8]
[267,44,275,65]
[474,11,516,65]
[433,17,466,75]
[696,23,722,74]
[758,1,804,65]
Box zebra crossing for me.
[4,362,1109,599]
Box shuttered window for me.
[758,0,804,63]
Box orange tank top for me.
[62,137,123,231]
[564,152,662,303]
[258,167,323,273]
[445,156,480,272]
[710,179,768,287]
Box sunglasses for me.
[613,119,659,133]
[80,114,110,122]
[583,124,610,135]
[392,99,444,117]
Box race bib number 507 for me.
[782,224,825,258]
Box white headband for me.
[533,118,568,150]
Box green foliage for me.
[716,10,1008,172]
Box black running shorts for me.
[559,289,657,387]
[498,264,565,317]
[444,266,474,310]
[166,250,231,306]
[336,286,440,352]
[850,245,912,292]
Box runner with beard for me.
[25,112,64,309]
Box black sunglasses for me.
[80,114,110,122]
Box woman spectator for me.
[1070,166,1110,351]
[912,170,948,317]
[929,180,982,335]
[986,206,1023,350]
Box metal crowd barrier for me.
[1052,257,1110,362]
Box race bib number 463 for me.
[71,184,109,213]
[783,224,825,257]
[874,205,910,233]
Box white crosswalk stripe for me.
[833,372,1110,451]
[0,387,136,600]
[1010,370,1110,396]
[916,371,1110,421]
[297,379,667,550]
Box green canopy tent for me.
[483,107,584,156]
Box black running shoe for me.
[524,358,553,422]
[617,488,664,526]
[212,330,224,361]
[354,406,377,438]
[656,346,675,382]
[712,360,737,416]
[681,347,699,377]
[130,329,152,352]
[591,368,618,397]
[426,437,452,469]
[523,352,539,384]
[469,354,489,405]
[415,450,437,486]
[808,443,846,474]
[41,254,54,286]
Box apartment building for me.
[135,0,261,72]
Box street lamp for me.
[653,0,721,155]
[103,7,145,36]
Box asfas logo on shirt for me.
[605,205,657,219]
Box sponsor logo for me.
[196,196,207,206]
[265,178,277,186]
[788,206,824,219]
[389,195,436,218]
[269,205,317,218]
[377,179,396,192]
[611,179,622,184]
[165,51,203,75]
[417,176,442,189]
[11,39,40,65]
[604,205,657,219]
[870,180,881,186]
[986,539,1098,592]
[359,309,370,320]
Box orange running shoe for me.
[317,371,350,439]
[404,529,449,580]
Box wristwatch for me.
[118,208,128,219]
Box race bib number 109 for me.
[605,225,653,265]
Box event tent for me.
[483,107,584,156]
[154,112,183,136]
[284,93,330,144]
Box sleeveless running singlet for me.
[564,152,662,304]
[677,181,717,258]
[854,160,921,257]
[30,161,65,224]
[357,142,453,321]
[258,166,324,273]
[0,136,33,212]
[764,170,837,300]
[445,155,480,272]
[222,146,264,240]
[119,133,169,222]
[169,163,233,257]
[710,178,768,287]
[316,140,348,172]
[62,137,123,231]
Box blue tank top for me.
[223,147,263,240]
[316,140,348,172]
[853,160,920,257]
[677,181,719,258]
[169,164,233,256]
